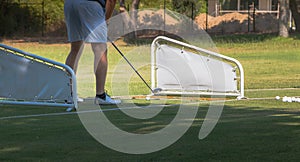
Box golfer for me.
[64,0,121,105]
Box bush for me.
[0,0,65,37]
[172,0,205,20]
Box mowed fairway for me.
[1,34,300,161]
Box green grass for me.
[1,98,300,161]
[3,34,300,93]
[213,34,300,89]
[1,34,300,161]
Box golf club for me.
[108,38,162,94]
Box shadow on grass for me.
[290,32,300,40]
[212,32,300,44]
[0,101,300,161]
[211,33,278,44]
[182,103,300,161]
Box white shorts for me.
[64,0,107,43]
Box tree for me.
[0,0,65,37]
[0,0,42,37]
[117,0,140,39]
[290,0,300,32]
[131,0,140,29]
[278,0,289,37]
[172,0,204,20]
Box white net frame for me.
[0,44,77,108]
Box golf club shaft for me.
[109,40,154,93]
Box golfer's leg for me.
[66,41,84,73]
[91,43,107,95]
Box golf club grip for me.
[109,40,154,93]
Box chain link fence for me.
[0,0,288,38]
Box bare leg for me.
[91,43,107,95]
[65,41,84,73]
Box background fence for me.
[0,0,287,39]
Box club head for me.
[152,88,162,94]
